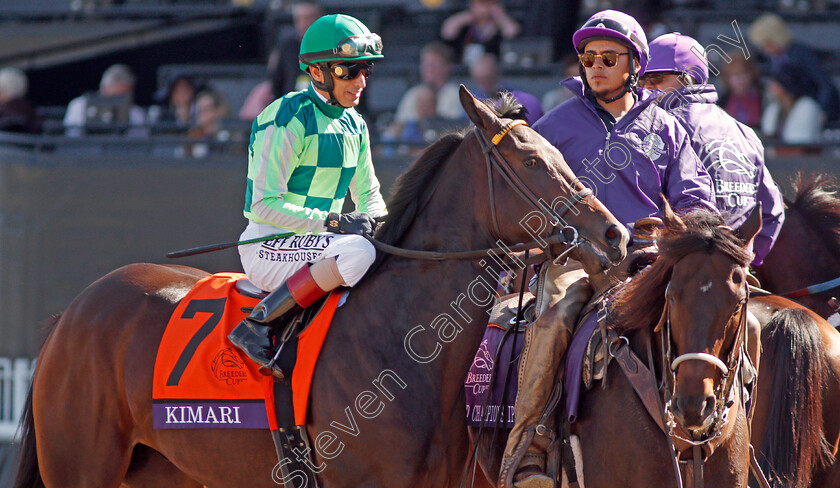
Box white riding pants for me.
[238,221,376,292]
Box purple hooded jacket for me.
[533,77,716,228]
[657,84,785,265]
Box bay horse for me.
[747,294,840,488]
[12,87,628,488]
[754,172,840,318]
[473,205,776,487]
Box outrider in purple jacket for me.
[534,77,716,230]
[657,83,785,265]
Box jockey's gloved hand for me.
[326,211,376,236]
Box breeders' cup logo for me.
[703,138,756,178]
[211,348,248,386]
[465,339,494,394]
[641,134,665,161]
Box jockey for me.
[640,32,785,266]
[228,14,387,377]
[499,10,717,488]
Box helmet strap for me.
[308,63,345,107]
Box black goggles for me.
[330,62,373,80]
[579,51,630,68]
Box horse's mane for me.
[609,207,753,332]
[373,92,526,252]
[787,171,840,254]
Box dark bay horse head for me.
[611,202,760,434]
[456,86,628,272]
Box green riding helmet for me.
[298,14,384,72]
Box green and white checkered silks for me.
[243,86,384,234]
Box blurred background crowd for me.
[3,0,840,154]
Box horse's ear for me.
[660,196,686,233]
[736,202,762,248]
[459,84,496,131]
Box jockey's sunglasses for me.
[330,61,373,80]
[579,51,630,68]
[300,34,383,63]
[640,71,678,87]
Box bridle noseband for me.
[657,280,750,450]
[473,120,593,250]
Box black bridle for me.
[473,120,594,242]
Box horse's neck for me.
[358,142,504,407]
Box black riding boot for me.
[228,282,300,377]
[228,264,327,377]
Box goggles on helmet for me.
[578,17,648,59]
[300,34,383,64]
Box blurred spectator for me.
[239,1,323,122]
[717,53,763,130]
[540,53,580,113]
[63,64,146,137]
[150,72,204,127]
[393,41,463,127]
[184,89,231,158]
[761,62,825,144]
[748,13,840,122]
[440,0,521,64]
[381,85,437,157]
[509,90,543,125]
[466,53,507,100]
[240,46,283,122]
[0,67,41,134]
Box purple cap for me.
[645,32,709,84]
[572,10,649,72]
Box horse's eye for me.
[524,159,538,168]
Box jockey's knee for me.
[329,235,376,287]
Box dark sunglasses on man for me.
[330,62,374,80]
[579,51,630,68]
[639,71,679,87]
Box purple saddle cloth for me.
[465,324,524,428]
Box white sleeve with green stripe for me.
[246,117,329,233]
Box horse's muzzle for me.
[670,392,717,432]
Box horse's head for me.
[662,203,761,434]
[459,86,627,272]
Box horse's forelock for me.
[610,208,751,332]
[494,91,528,121]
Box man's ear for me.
[634,60,641,74]
[310,65,324,83]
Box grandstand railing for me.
[0,358,35,442]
